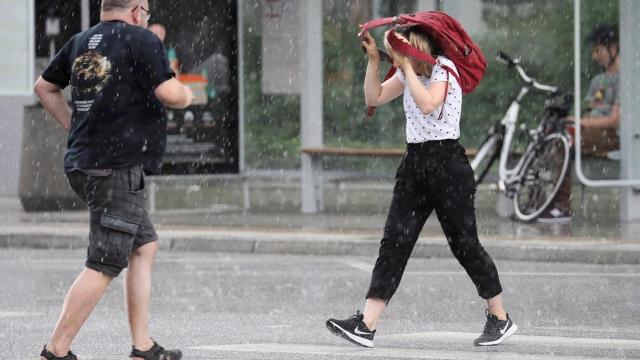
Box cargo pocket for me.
[89,214,139,269]
[128,166,146,195]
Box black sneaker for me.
[474,310,518,346]
[130,341,182,360]
[326,311,375,348]
[40,346,78,360]
[537,207,572,223]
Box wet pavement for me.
[2,249,640,359]
[2,181,640,359]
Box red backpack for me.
[360,11,487,115]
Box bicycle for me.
[470,51,573,222]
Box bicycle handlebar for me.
[496,51,559,94]
[496,51,516,66]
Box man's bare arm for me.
[582,104,620,128]
[34,76,72,132]
[154,78,194,109]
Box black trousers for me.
[366,140,503,301]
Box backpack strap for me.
[436,69,449,121]
[386,29,462,85]
[436,61,463,121]
[358,16,405,37]
[434,63,461,91]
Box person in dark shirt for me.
[34,1,193,359]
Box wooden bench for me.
[299,146,620,214]
[299,146,478,212]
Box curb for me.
[1,227,639,265]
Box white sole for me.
[476,323,519,346]
[537,217,572,223]
[328,321,374,348]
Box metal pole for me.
[28,0,35,88]
[300,1,323,213]
[237,0,246,174]
[619,0,640,221]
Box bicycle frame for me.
[471,51,573,220]
[489,54,559,192]
[497,86,529,183]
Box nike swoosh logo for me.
[499,320,510,334]
[354,326,371,335]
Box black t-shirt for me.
[42,20,174,174]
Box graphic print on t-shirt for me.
[88,34,103,49]
[71,50,112,111]
[591,86,613,113]
[586,72,618,117]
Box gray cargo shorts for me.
[66,165,157,277]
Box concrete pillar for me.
[0,0,35,196]
[300,1,323,213]
[0,97,30,196]
[416,0,487,38]
[619,0,640,222]
[81,0,90,31]
[416,0,438,11]
[0,0,34,96]
[438,0,485,37]
[19,105,83,211]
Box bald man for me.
[34,0,192,359]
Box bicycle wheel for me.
[512,133,570,222]
[471,133,501,184]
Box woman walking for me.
[326,26,517,348]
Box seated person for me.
[538,24,620,223]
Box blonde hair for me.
[387,27,436,77]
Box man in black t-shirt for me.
[34,1,193,359]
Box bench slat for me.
[301,147,478,157]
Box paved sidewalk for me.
[2,195,640,264]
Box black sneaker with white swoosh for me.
[474,310,518,346]
[326,311,376,348]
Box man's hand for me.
[155,78,194,109]
[183,84,195,107]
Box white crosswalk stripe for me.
[380,331,640,350]
[189,341,625,359]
